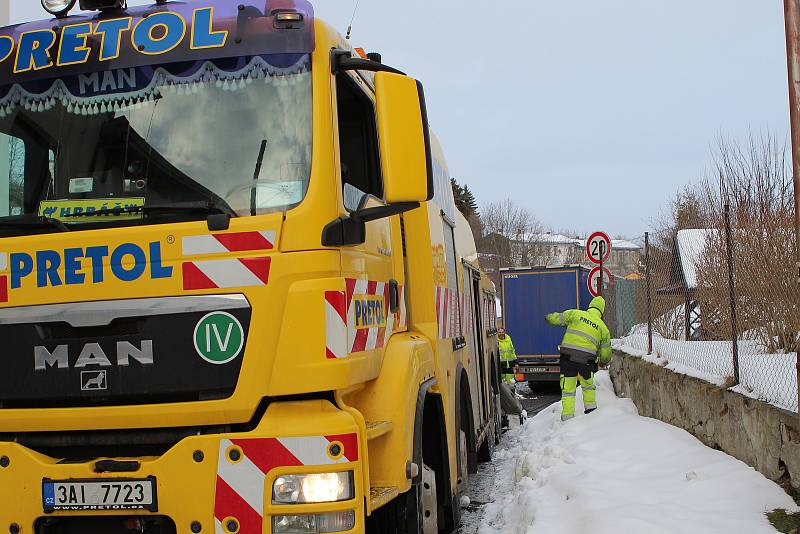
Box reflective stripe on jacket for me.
[499,335,516,362]
[546,308,612,364]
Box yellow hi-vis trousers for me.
[559,356,597,421]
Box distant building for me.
[510,233,642,277]
[586,238,642,277]
[524,233,582,266]
[477,231,642,286]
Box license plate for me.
[528,367,558,373]
[43,478,157,512]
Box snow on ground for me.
[615,329,798,412]
[472,371,796,534]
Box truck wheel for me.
[477,426,494,462]
[493,394,502,444]
[366,464,438,534]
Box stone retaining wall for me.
[610,350,800,490]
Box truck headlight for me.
[272,472,354,504]
[272,511,355,534]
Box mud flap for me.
[499,382,523,415]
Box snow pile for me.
[615,330,798,412]
[476,372,796,534]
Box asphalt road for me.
[457,381,561,534]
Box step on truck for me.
[0,1,502,533]
[500,265,593,389]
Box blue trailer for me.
[500,265,593,386]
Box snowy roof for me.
[676,229,716,289]
[576,238,641,250]
[526,233,579,244]
[611,239,641,250]
[520,234,641,251]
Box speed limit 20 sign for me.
[586,231,612,265]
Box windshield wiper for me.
[0,215,70,233]
[63,201,238,219]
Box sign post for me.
[586,231,612,297]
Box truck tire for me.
[478,392,500,462]
[366,463,438,534]
[477,423,494,462]
[493,394,502,444]
[367,389,447,534]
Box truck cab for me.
[0,1,500,533]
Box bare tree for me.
[693,132,799,352]
[478,199,547,269]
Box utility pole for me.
[784,0,800,413]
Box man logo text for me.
[34,341,154,371]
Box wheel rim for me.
[421,463,438,534]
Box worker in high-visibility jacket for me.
[497,327,517,384]
[545,296,612,421]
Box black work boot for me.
[584,408,597,415]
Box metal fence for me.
[607,211,800,413]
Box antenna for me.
[345,0,361,40]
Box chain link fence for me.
[608,215,800,413]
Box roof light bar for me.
[41,0,77,18]
[274,11,304,29]
[275,12,303,22]
[78,0,126,11]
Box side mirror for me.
[374,72,434,204]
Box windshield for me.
[0,54,312,229]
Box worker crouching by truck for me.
[546,296,612,422]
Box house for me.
[657,229,716,341]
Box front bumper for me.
[0,400,365,534]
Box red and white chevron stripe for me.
[182,257,271,290]
[182,231,276,256]
[214,433,358,534]
[325,290,348,359]
[435,286,463,339]
[181,230,275,291]
[346,279,393,354]
[325,279,407,359]
[0,253,6,303]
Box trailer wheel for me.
[477,425,494,462]
[493,394,502,444]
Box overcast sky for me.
[9,0,792,238]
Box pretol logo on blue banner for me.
[9,241,173,289]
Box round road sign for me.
[588,266,614,298]
[586,231,612,265]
